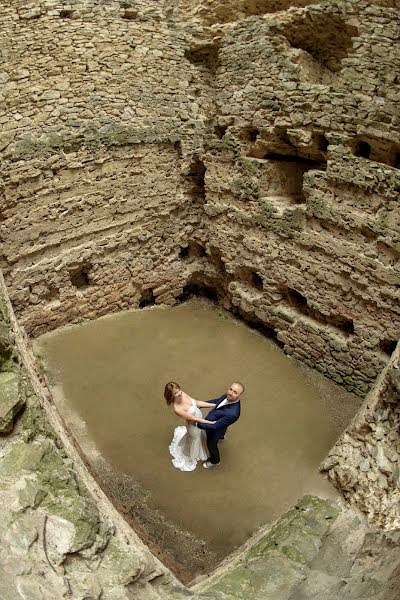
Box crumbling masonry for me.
[0,0,399,598]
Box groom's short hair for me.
[233,382,245,394]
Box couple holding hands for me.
[165,381,244,472]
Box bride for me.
[165,381,213,472]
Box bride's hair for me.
[164,382,181,405]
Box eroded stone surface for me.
[0,0,399,597]
[322,346,400,531]
[0,277,181,600]
[0,0,398,398]
[0,372,25,433]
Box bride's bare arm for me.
[195,400,216,408]
[173,405,214,424]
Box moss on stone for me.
[10,125,172,160]
[0,372,25,433]
[202,496,339,599]
[230,157,262,201]
[249,496,338,562]
[256,202,306,237]
[205,136,240,157]
[0,436,100,551]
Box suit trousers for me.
[206,433,220,464]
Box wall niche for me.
[236,266,263,291]
[282,286,355,336]
[69,266,91,290]
[282,12,358,84]
[179,241,207,259]
[351,136,400,168]
[139,288,156,308]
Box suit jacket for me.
[197,394,241,440]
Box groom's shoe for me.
[203,461,219,469]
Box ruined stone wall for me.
[198,0,400,395]
[0,0,399,396]
[321,343,400,530]
[0,0,207,336]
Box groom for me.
[197,382,244,469]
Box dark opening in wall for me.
[174,140,183,158]
[178,282,219,303]
[179,242,207,260]
[179,246,190,259]
[139,289,156,308]
[380,339,398,356]
[122,8,138,19]
[262,153,324,168]
[184,43,220,88]
[286,287,308,311]
[190,242,207,257]
[59,9,74,18]
[334,317,355,335]
[283,286,354,336]
[185,44,219,70]
[244,127,260,143]
[214,124,228,139]
[70,266,91,290]
[208,247,226,274]
[351,136,400,167]
[318,134,329,152]
[187,156,206,203]
[236,266,263,291]
[356,141,371,159]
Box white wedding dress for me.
[169,399,209,471]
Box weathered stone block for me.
[0,372,24,434]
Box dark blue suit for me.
[197,394,241,464]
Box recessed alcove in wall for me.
[380,338,398,356]
[69,266,91,290]
[214,124,228,139]
[247,129,328,164]
[179,241,207,259]
[282,13,358,84]
[207,246,227,274]
[121,7,138,19]
[139,288,156,308]
[282,286,355,336]
[242,127,260,143]
[187,156,206,203]
[178,280,219,303]
[351,136,400,168]
[184,42,220,88]
[236,266,263,291]
[59,9,74,18]
[317,134,329,153]
[256,154,326,206]
[231,304,284,349]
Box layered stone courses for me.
[1,0,399,398]
[0,0,399,596]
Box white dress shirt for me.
[216,397,239,409]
